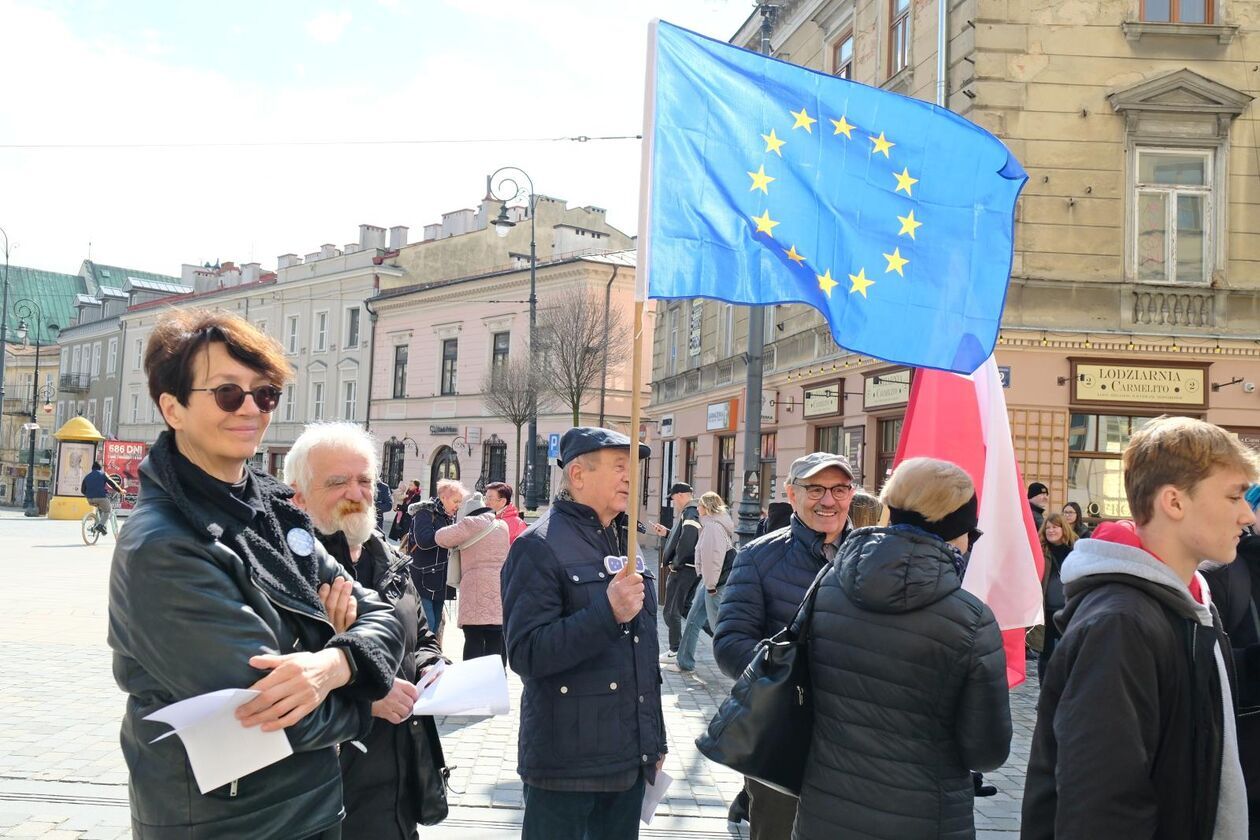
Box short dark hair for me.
[145,308,293,421]
[92,461,101,470]
[485,482,513,505]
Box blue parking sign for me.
[548,433,561,460]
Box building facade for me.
[115,225,406,478]
[367,251,648,504]
[648,0,1260,525]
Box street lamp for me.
[0,226,11,420]
[488,166,540,511]
[15,298,60,517]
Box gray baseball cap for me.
[787,452,854,483]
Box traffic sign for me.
[548,433,561,460]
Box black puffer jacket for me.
[108,432,404,840]
[793,526,1011,840]
[714,514,840,679]
[318,530,448,839]
[409,499,454,601]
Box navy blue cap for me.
[557,426,652,467]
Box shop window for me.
[717,434,736,504]
[1067,413,1160,519]
[759,432,777,505]
[683,438,698,486]
[482,436,507,484]
[876,417,903,491]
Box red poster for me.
[102,440,147,511]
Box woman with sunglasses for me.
[108,308,403,840]
[793,457,1011,840]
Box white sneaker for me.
[660,651,677,662]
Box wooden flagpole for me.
[626,301,645,563]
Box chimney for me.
[242,262,261,284]
[344,243,361,254]
[388,226,409,250]
[305,251,321,264]
[423,223,441,241]
[359,224,386,250]
[320,243,339,260]
[277,253,302,269]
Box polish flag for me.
[893,356,1045,687]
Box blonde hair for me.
[880,457,975,521]
[1124,416,1260,525]
[847,490,885,529]
[699,491,727,515]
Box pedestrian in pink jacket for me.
[436,493,511,663]
[485,482,528,543]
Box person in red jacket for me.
[485,482,527,543]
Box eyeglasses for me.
[190,383,283,414]
[966,528,984,553]
[792,481,855,501]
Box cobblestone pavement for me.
[0,510,1036,837]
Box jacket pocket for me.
[551,669,628,759]
[561,562,613,611]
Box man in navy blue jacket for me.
[714,451,854,840]
[501,427,666,840]
[81,461,123,534]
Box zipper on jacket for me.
[229,779,239,798]
[251,577,335,631]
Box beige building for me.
[648,0,1260,525]
[0,344,57,507]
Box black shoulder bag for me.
[695,564,828,797]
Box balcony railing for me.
[59,373,91,392]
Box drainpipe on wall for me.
[597,264,619,427]
[363,274,380,433]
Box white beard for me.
[313,506,377,547]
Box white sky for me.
[0,0,754,275]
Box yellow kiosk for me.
[47,416,105,521]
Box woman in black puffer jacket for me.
[793,457,1012,840]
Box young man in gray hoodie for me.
[1022,415,1258,840]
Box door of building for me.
[429,446,460,496]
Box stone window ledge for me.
[1122,21,1238,44]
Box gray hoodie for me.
[696,510,735,589]
[1061,538,1246,840]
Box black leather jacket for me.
[108,434,404,839]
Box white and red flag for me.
[893,356,1045,687]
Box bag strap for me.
[458,520,499,552]
[787,562,832,637]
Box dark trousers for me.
[522,776,645,840]
[463,624,506,664]
[747,777,798,840]
[301,827,342,840]
[663,566,699,652]
[1036,617,1062,682]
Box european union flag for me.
[640,21,1027,374]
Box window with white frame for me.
[103,398,113,435]
[343,380,357,419]
[59,348,68,375]
[312,381,325,421]
[889,0,910,77]
[314,311,328,353]
[72,346,81,375]
[345,308,361,349]
[283,384,296,421]
[833,31,854,79]
[256,319,267,335]
[287,315,300,354]
[1135,148,1211,284]
[107,338,118,375]
[133,338,143,370]
[666,305,680,376]
[87,399,97,423]
[719,303,735,358]
[91,342,102,377]
[56,402,65,428]
[130,394,139,423]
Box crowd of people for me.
[104,306,1260,839]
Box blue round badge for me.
[286,527,315,557]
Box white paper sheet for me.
[145,688,294,794]
[411,655,510,717]
[640,769,672,825]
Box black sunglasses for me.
[190,383,283,413]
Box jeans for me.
[463,624,505,665]
[521,776,645,840]
[677,586,722,671]
[420,597,444,637]
[662,566,698,652]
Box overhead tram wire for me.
[0,134,643,151]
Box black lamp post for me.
[488,166,540,511]
[15,298,59,517]
[0,227,10,414]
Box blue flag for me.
[640,21,1027,374]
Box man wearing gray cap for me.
[501,427,667,839]
[714,451,855,839]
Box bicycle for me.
[82,489,122,545]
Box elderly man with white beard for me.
[286,422,450,838]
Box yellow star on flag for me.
[870,132,895,157]
[817,269,838,297]
[747,164,775,194]
[790,107,817,133]
[848,267,875,297]
[784,244,806,264]
[751,209,780,236]
[761,129,786,156]
[830,116,855,139]
[883,247,909,276]
[894,167,919,196]
[897,209,923,239]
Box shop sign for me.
[1072,361,1206,408]
[803,384,841,418]
[429,425,458,435]
[762,391,777,424]
[706,399,738,432]
[659,415,675,438]
[998,366,1012,388]
[864,369,912,410]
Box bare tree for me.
[537,287,630,426]
[481,356,536,492]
